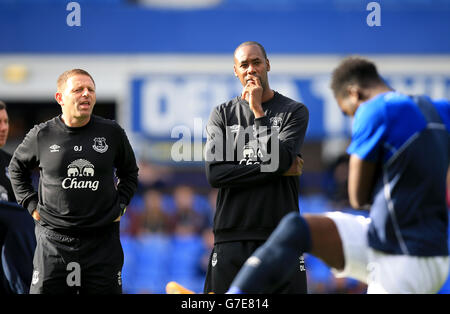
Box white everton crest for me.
[270,117,283,131]
[212,252,218,267]
[32,270,39,285]
[92,137,108,153]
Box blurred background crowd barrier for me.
[1,0,449,293]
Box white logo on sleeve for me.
[62,159,99,191]
[50,144,60,152]
[32,270,39,285]
[92,137,108,153]
[212,252,218,267]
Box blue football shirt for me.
[347,91,449,256]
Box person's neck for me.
[261,87,275,103]
[61,114,91,128]
[364,85,393,102]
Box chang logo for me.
[239,144,262,165]
[242,145,256,159]
[62,159,99,191]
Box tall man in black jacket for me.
[9,69,139,294]
[203,42,309,293]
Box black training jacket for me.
[8,115,139,231]
[205,92,309,244]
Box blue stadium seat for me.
[193,194,211,216]
[161,195,176,215]
[133,234,172,294]
[299,195,331,214]
[167,234,206,293]
[120,234,139,294]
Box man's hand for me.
[242,75,265,118]
[31,209,41,221]
[283,156,304,176]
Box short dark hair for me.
[234,41,268,60]
[57,69,95,92]
[330,56,384,98]
[0,100,6,110]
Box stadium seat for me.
[168,234,206,293]
[120,234,139,294]
[133,234,172,294]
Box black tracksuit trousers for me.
[30,222,123,294]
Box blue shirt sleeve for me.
[347,98,387,162]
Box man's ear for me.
[55,92,63,106]
[348,84,369,102]
[233,64,238,77]
[346,85,360,102]
[266,58,270,72]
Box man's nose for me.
[247,64,256,74]
[82,88,90,97]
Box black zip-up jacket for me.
[205,92,309,244]
[8,115,139,231]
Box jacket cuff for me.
[119,195,129,216]
[25,196,38,216]
[254,116,270,128]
